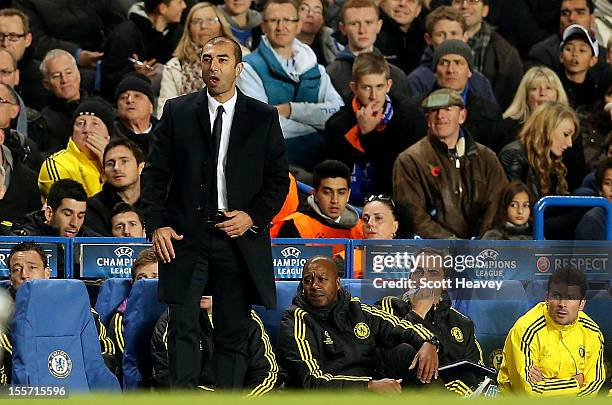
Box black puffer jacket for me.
[11,210,100,237]
[278,287,433,389]
[150,308,279,394]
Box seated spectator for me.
[393,88,508,239]
[151,295,278,393]
[38,97,114,199]
[0,89,39,223]
[85,138,144,236]
[375,0,426,75]
[237,0,343,170]
[450,0,522,110]
[325,0,412,105]
[0,48,30,137]
[110,203,146,238]
[114,73,158,155]
[13,0,123,70]
[481,181,535,240]
[497,267,605,396]
[410,39,503,152]
[278,255,440,390]
[0,241,117,383]
[275,160,364,241]
[377,247,484,393]
[37,49,87,154]
[11,179,98,237]
[578,84,612,168]
[407,6,496,105]
[526,0,612,97]
[217,0,263,49]
[558,24,606,108]
[499,102,586,239]
[575,157,612,239]
[297,0,342,66]
[102,0,186,100]
[107,248,158,364]
[0,8,49,110]
[158,2,243,115]
[325,53,423,195]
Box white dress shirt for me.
[206,88,237,211]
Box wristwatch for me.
[425,336,440,352]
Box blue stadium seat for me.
[524,279,548,307]
[95,278,132,326]
[11,279,120,391]
[254,281,300,346]
[122,279,167,389]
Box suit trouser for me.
[167,225,251,389]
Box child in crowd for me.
[481,181,535,240]
[558,24,606,108]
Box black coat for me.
[11,210,100,237]
[16,48,51,111]
[140,89,289,307]
[36,96,82,154]
[85,183,142,237]
[13,0,125,59]
[325,98,425,194]
[112,116,160,156]
[102,13,182,100]
[0,157,40,223]
[375,10,426,75]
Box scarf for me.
[344,95,394,153]
[180,58,205,95]
[468,20,493,73]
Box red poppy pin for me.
[431,166,442,177]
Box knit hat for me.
[114,73,155,105]
[72,97,115,133]
[561,24,599,58]
[432,39,474,72]
[421,88,465,111]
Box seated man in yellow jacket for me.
[38,97,114,200]
[498,267,606,396]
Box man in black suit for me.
[140,36,289,389]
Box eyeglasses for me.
[0,97,15,105]
[299,4,323,15]
[364,194,396,208]
[0,32,25,42]
[264,17,299,26]
[451,0,482,5]
[190,17,220,27]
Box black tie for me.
[209,105,224,211]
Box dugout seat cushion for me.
[95,278,132,326]
[11,279,120,391]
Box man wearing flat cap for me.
[392,88,507,239]
[113,73,159,155]
[38,97,114,199]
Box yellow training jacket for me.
[38,138,104,200]
[498,302,605,397]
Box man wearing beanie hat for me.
[424,38,503,152]
[393,88,507,239]
[38,96,114,199]
[114,73,159,154]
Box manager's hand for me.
[216,211,254,238]
[409,342,439,383]
[152,227,183,263]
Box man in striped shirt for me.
[498,267,606,396]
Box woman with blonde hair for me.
[157,2,246,115]
[499,102,584,238]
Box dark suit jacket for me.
[141,88,289,308]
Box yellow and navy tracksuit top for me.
[38,138,104,199]
[278,287,434,389]
[498,302,606,396]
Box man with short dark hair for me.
[110,202,145,238]
[498,268,606,396]
[278,255,440,391]
[393,88,507,239]
[275,159,364,239]
[0,241,118,383]
[11,178,98,237]
[113,73,159,155]
[325,53,424,194]
[85,138,145,236]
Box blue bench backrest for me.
[95,278,132,326]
